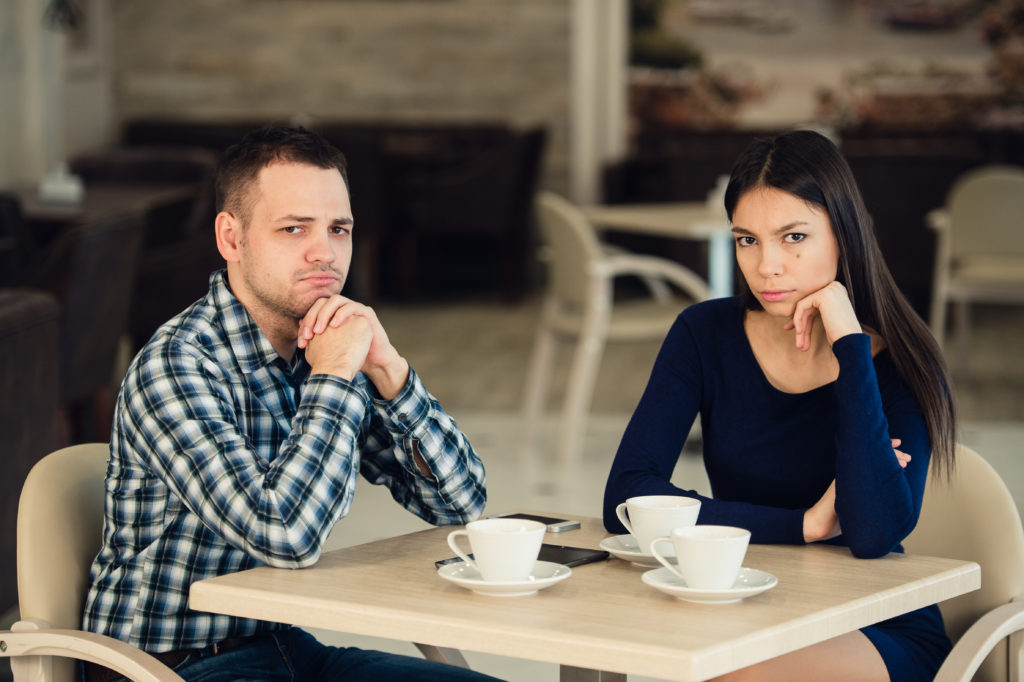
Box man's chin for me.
[296,288,345,315]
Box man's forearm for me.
[364,355,410,400]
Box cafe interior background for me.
[2,0,1024,679]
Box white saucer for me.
[642,567,777,604]
[437,560,572,597]
[599,534,674,568]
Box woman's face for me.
[730,186,840,318]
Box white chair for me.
[1,443,183,681]
[0,443,467,681]
[904,444,1024,681]
[927,165,1024,368]
[521,191,711,475]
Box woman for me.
[603,130,957,681]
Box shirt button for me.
[397,413,408,422]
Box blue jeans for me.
[163,628,503,682]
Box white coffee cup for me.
[615,495,701,551]
[650,525,751,590]
[446,518,546,582]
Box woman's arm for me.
[603,313,807,544]
[830,334,930,558]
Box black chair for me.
[0,289,60,628]
[70,146,216,242]
[69,146,220,349]
[0,194,39,287]
[387,126,548,301]
[18,212,144,442]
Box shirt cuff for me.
[369,366,431,434]
[301,373,369,434]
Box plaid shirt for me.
[82,270,487,652]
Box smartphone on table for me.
[491,512,581,533]
[435,543,609,569]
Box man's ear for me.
[215,211,242,263]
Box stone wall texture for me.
[111,0,570,189]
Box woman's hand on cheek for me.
[784,281,861,350]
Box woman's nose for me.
[758,245,783,278]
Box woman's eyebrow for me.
[731,221,809,235]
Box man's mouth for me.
[300,270,341,287]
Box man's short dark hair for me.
[215,124,349,225]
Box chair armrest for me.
[413,642,470,669]
[934,601,1024,682]
[599,253,712,302]
[926,208,950,232]
[2,619,184,681]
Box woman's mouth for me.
[761,290,791,302]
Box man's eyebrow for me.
[275,214,354,225]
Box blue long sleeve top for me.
[602,297,952,679]
[603,296,930,558]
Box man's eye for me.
[331,226,351,236]
[735,236,755,247]
[784,233,806,243]
[283,226,302,234]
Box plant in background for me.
[629,0,704,70]
[43,0,82,31]
[627,0,770,129]
[981,0,1024,103]
[630,30,703,70]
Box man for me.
[82,125,497,681]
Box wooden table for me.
[581,202,734,300]
[15,183,199,225]
[190,517,979,681]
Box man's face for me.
[226,161,353,323]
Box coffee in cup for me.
[614,495,701,550]
[650,525,751,589]
[446,518,546,582]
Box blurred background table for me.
[581,202,734,299]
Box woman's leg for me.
[712,631,888,682]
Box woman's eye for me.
[784,233,806,244]
[735,236,756,247]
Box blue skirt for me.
[862,604,952,681]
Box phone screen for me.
[435,543,609,569]
[498,513,572,526]
[538,544,610,567]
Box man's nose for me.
[306,229,336,263]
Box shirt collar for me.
[209,270,297,376]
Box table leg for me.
[560,665,626,682]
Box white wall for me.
[0,0,114,188]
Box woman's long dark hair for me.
[723,130,956,477]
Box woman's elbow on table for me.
[843,520,915,559]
